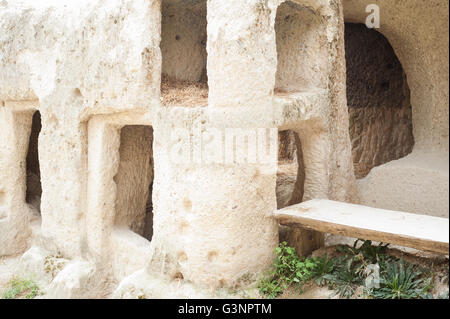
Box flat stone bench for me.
[275,199,449,255]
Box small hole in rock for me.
[74,88,82,97]
[183,198,192,211]
[174,272,184,280]
[178,252,188,262]
[208,251,218,262]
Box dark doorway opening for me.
[26,111,42,214]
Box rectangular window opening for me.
[274,1,328,95]
[160,0,208,107]
[114,125,154,242]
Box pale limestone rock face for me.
[15,246,70,297]
[161,0,207,82]
[17,246,54,286]
[275,1,329,92]
[0,108,37,255]
[111,270,210,299]
[344,0,449,153]
[44,261,96,299]
[343,0,449,217]
[0,0,162,259]
[0,0,362,292]
[357,152,449,218]
[0,0,447,298]
[207,0,282,108]
[112,269,261,299]
[0,0,162,109]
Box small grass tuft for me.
[367,260,431,299]
[2,276,40,299]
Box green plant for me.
[258,278,284,299]
[337,240,390,275]
[272,242,300,286]
[259,240,442,300]
[319,240,389,299]
[2,277,40,299]
[369,260,429,299]
[322,255,364,299]
[258,242,323,298]
[272,242,319,285]
[311,254,335,286]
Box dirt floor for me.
[279,283,339,299]
[161,75,208,107]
